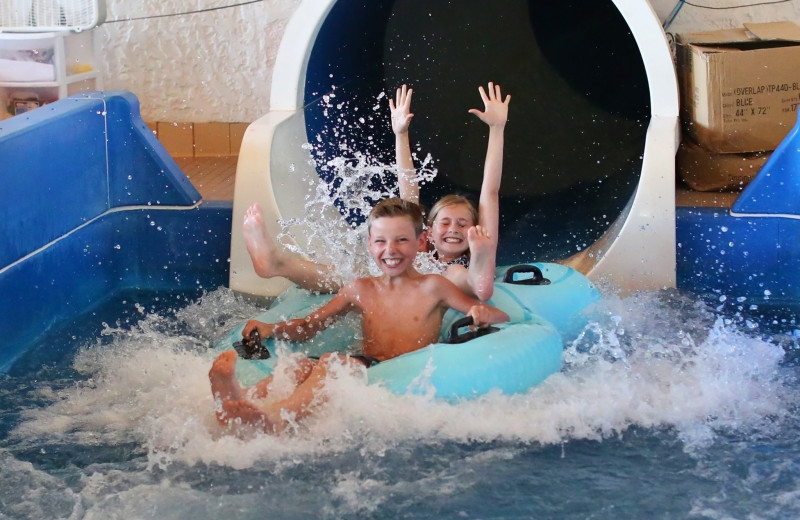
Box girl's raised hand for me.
[389,84,414,135]
[468,82,510,128]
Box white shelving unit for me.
[0,29,102,118]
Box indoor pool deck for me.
[175,152,741,210]
[175,156,238,201]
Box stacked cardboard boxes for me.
[676,22,800,191]
[146,122,249,157]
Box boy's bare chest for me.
[360,295,444,360]
[363,283,434,316]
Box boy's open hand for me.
[468,82,510,128]
[389,84,414,135]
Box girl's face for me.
[428,203,475,262]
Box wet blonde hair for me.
[428,194,479,227]
[367,197,425,237]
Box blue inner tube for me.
[492,262,601,340]
[368,315,562,400]
[216,263,600,398]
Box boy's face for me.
[429,203,475,261]
[368,215,425,276]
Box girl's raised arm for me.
[466,82,511,300]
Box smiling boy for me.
[209,198,509,434]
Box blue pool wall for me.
[677,112,800,309]
[677,208,800,307]
[0,92,232,372]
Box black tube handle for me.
[233,329,271,359]
[445,316,500,344]
[502,264,551,286]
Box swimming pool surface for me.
[1,286,798,519]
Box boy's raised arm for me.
[389,85,419,204]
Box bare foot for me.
[243,203,286,278]
[467,225,497,301]
[242,203,339,292]
[209,350,244,423]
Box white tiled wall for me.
[100,0,800,123]
[101,0,300,123]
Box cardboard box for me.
[677,22,800,153]
[229,122,248,156]
[677,138,769,192]
[157,122,194,157]
[194,122,231,157]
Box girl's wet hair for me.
[428,194,479,226]
[367,197,426,236]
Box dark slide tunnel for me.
[302,0,650,264]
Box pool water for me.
[1,287,799,519]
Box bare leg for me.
[264,354,365,428]
[247,356,316,399]
[209,350,247,424]
[209,350,290,433]
[466,225,496,301]
[219,399,279,432]
[242,203,339,293]
[209,351,244,401]
[213,358,328,435]
[211,352,363,435]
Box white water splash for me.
[8,287,791,472]
[273,89,439,288]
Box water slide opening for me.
[304,0,649,262]
[231,0,678,296]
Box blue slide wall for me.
[0,92,232,371]
[676,113,800,310]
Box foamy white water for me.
[2,286,798,519]
[8,287,791,465]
